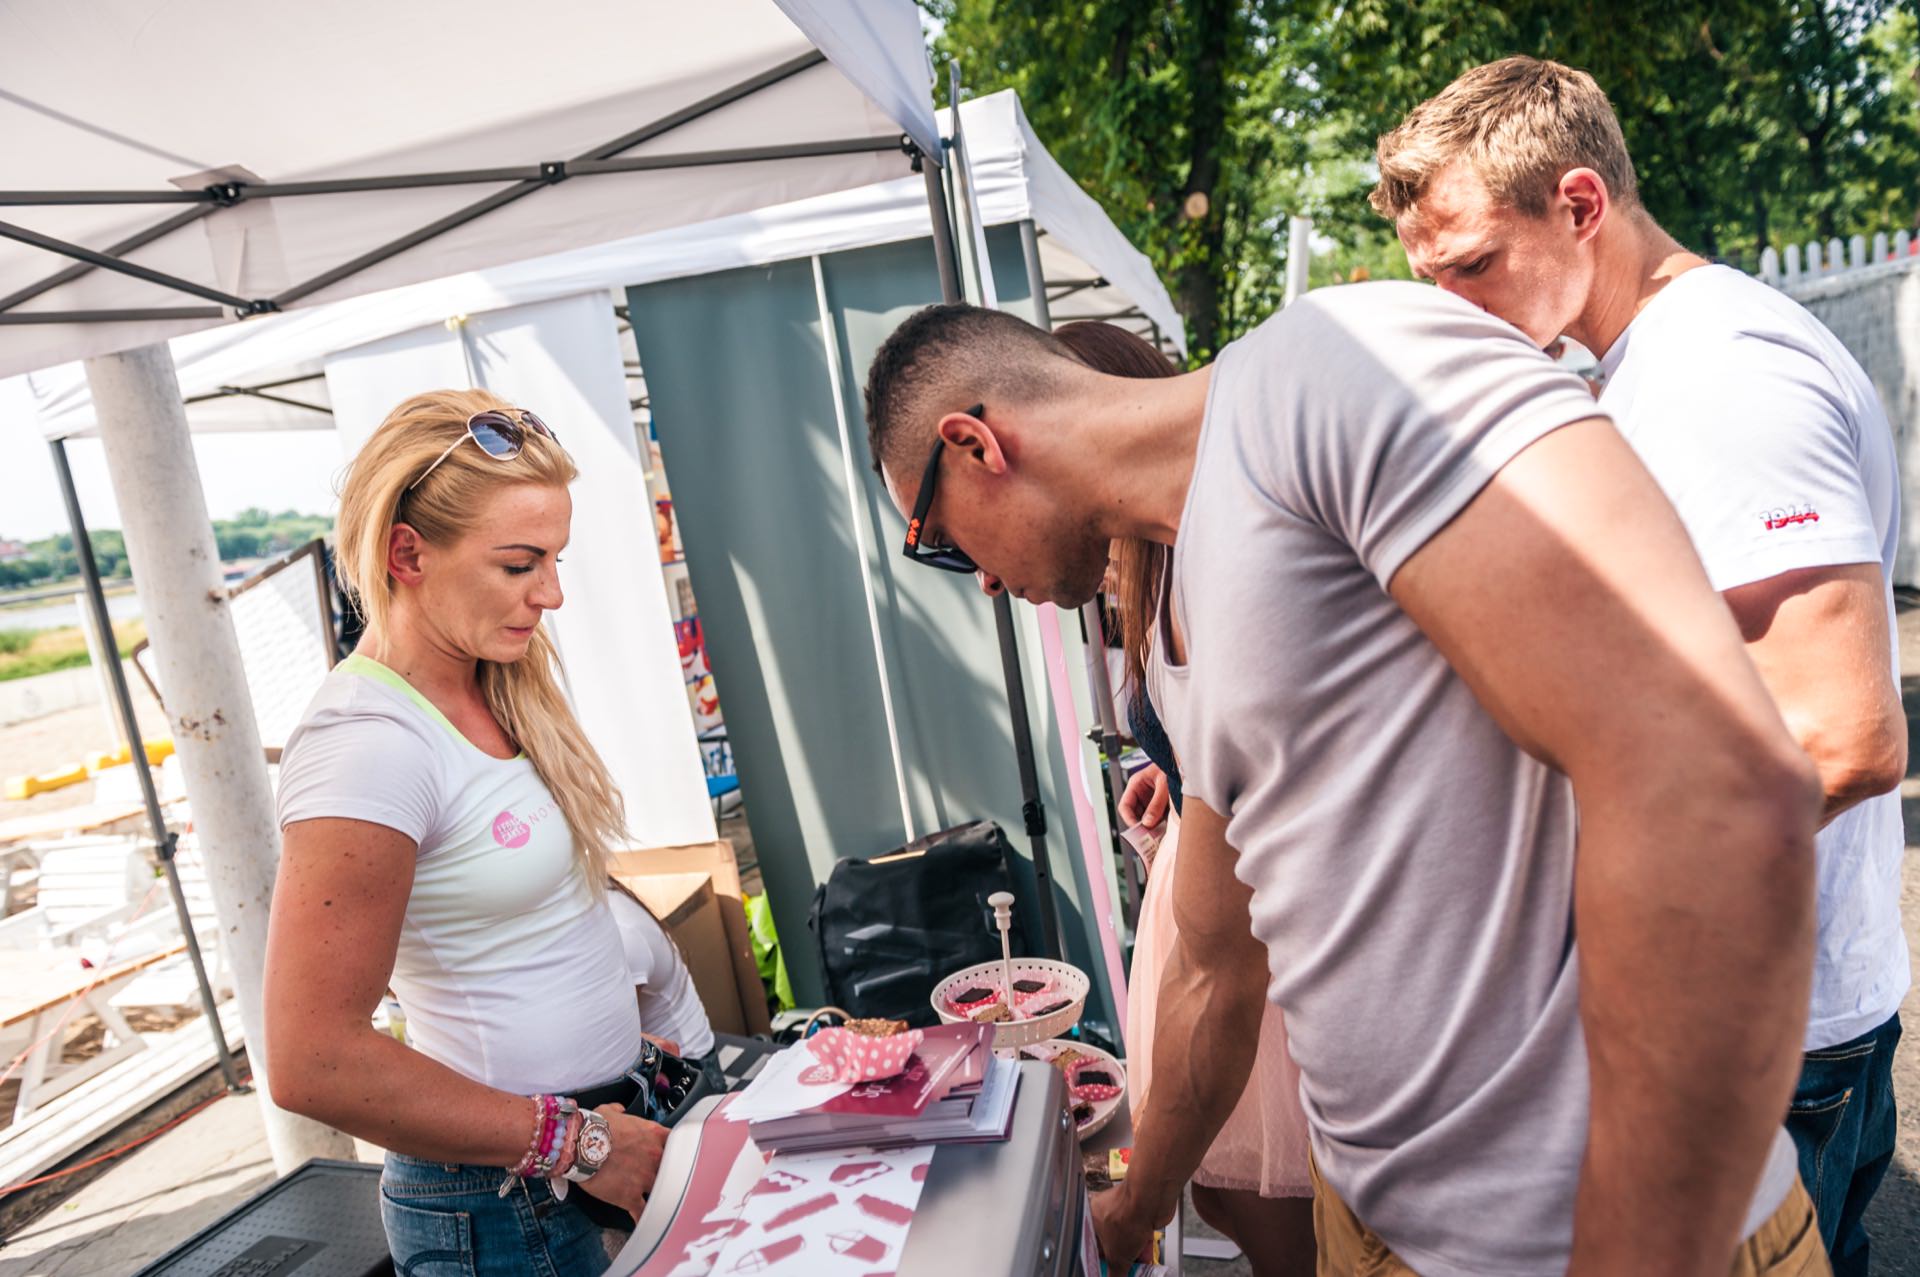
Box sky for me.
[1,376,346,541]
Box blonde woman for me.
[264,390,668,1275]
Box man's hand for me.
[580,1106,670,1219]
[1092,1184,1159,1270]
[1118,764,1170,829]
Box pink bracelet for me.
[550,1111,583,1180]
[507,1094,554,1177]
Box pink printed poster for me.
[708,1143,935,1275]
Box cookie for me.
[844,1018,909,1038]
[969,1001,1010,1023]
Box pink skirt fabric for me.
[1125,810,1313,1198]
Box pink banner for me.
[1035,603,1129,1044]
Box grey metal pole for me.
[1284,215,1313,306]
[1017,218,1140,929]
[48,438,244,1095]
[83,343,355,1173]
[922,165,1065,961]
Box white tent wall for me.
[320,294,713,850]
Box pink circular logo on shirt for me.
[491,810,531,848]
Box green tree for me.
[932,1,1919,348]
[1325,0,1920,265]
[929,0,1334,359]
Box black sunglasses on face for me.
[901,404,983,575]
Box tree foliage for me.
[0,511,332,592]
[928,0,1920,352]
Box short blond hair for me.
[1370,56,1639,221]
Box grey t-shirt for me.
[1160,281,1796,1276]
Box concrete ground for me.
[0,679,168,827]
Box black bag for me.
[808,821,1029,1026]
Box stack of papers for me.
[727,1023,1019,1154]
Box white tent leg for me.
[84,342,355,1174]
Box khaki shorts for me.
[1309,1155,1830,1277]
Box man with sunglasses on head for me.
[865,294,1826,1275]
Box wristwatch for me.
[564,1109,614,1183]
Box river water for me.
[0,591,144,633]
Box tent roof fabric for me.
[25,90,1184,439]
[0,0,937,380]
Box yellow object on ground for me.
[85,745,134,774]
[81,738,173,775]
[5,763,90,799]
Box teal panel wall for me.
[627,226,1118,1027]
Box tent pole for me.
[1017,219,1139,930]
[83,343,356,1173]
[922,163,1064,961]
[48,437,244,1096]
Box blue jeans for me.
[380,1151,619,1277]
[1785,1012,1902,1277]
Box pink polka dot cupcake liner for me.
[1067,1057,1123,1103]
[803,1026,924,1082]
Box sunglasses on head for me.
[900,404,983,575]
[408,409,559,491]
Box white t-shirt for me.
[276,653,644,1095]
[1167,281,1795,1277]
[1600,264,1910,1050]
[607,888,715,1059]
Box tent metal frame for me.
[0,49,920,324]
[48,438,245,1095]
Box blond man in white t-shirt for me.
[1378,56,1908,1277]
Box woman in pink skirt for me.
[1055,322,1315,1274]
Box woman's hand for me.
[578,1105,670,1219]
[1118,764,1170,830]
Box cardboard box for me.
[610,839,770,1037]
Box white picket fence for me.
[1759,229,1918,289]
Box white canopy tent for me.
[24,90,1183,439]
[13,85,1178,1028]
[0,0,937,375]
[0,0,956,1174]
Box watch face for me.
[580,1120,613,1167]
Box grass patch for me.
[0,621,146,684]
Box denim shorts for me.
[380,1150,620,1277]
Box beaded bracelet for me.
[533,1102,565,1176]
[505,1093,554,1180]
[549,1110,583,1180]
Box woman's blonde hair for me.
[334,388,627,893]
